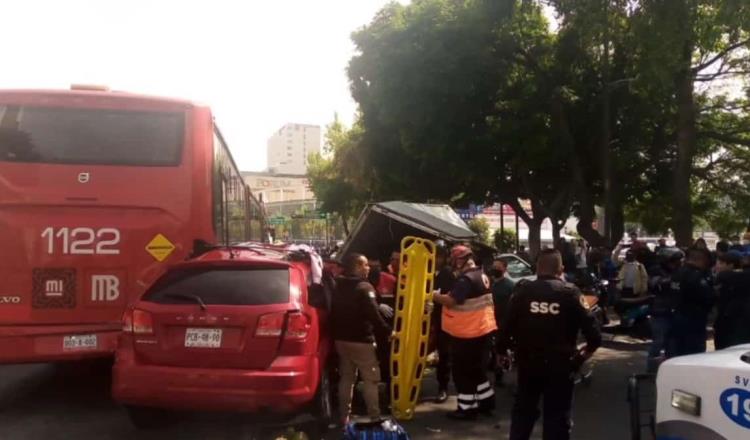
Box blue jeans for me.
[647,315,671,373]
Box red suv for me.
[112,246,333,429]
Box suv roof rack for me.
[188,240,267,260]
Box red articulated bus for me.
[0,86,266,363]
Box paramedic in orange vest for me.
[433,245,497,420]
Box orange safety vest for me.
[441,269,497,339]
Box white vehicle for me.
[495,253,536,283]
[655,344,750,439]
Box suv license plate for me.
[63,334,97,350]
[184,328,222,348]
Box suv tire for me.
[125,405,168,430]
[311,367,333,432]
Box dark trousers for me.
[375,332,391,390]
[647,315,672,372]
[668,329,706,357]
[510,363,574,440]
[667,315,707,358]
[451,334,495,412]
[436,329,452,391]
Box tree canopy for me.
[308,0,750,254]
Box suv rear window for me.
[0,105,183,166]
[142,267,290,306]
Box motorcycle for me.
[616,295,653,339]
[572,272,609,329]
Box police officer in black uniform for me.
[667,247,714,357]
[497,249,601,440]
[714,250,750,350]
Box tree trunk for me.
[673,77,695,247]
[673,5,697,248]
[601,1,614,245]
[505,198,545,259]
[550,94,607,248]
[528,219,543,259]
[552,220,562,244]
[341,215,350,237]
[611,201,625,246]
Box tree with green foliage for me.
[306,116,370,235]
[467,217,492,245]
[325,0,750,251]
[493,228,516,252]
[630,0,750,245]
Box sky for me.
[1,0,402,171]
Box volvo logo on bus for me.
[77,172,90,183]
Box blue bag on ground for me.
[342,418,410,440]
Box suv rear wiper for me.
[164,293,207,311]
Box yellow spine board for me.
[390,236,435,420]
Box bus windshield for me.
[0,105,184,166]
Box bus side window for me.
[212,132,227,244]
[213,125,265,245]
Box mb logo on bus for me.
[91,275,120,302]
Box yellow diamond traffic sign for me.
[145,234,175,262]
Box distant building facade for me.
[266,123,321,175]
[242,171,335,244]
[242,171,314,205]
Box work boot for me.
[446,409,478,421]
[331,416,349,431]
[435,389,448,404]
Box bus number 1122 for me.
[41,227,120,255]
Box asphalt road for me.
[0,335,648,440]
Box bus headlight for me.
[671,390,701,416]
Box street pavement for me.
[0,335,648,440]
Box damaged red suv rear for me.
[111,245,332,429]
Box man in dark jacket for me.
[491,258,516,328]
[646,251,682,372]
[331,253,392,423]
[667,248,714,357]
[714,250,750,350]
[367,258,396,386]
[490,258,515,385]
[432,244,456,403]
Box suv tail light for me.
[256,313,284,337]
[122,309,133,332]
[122,309,154,335]
[255,312,310,339]
[285,312,310,339]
